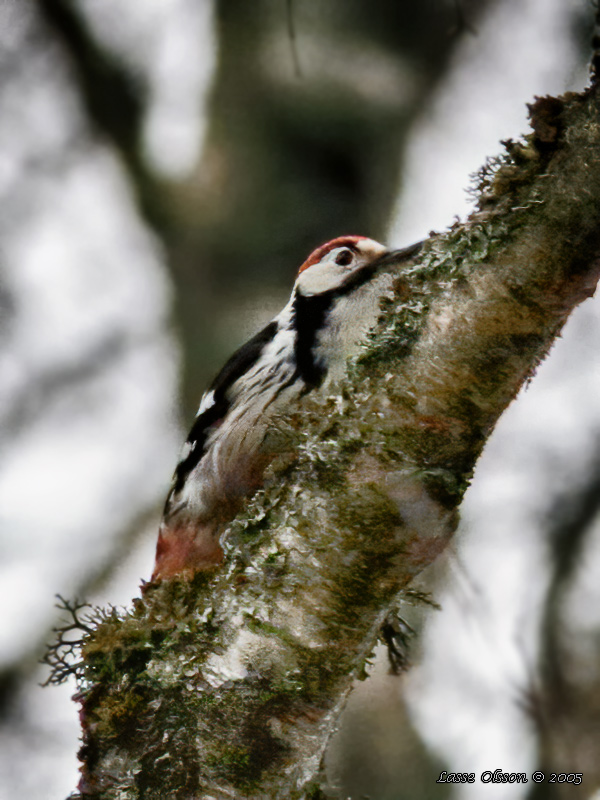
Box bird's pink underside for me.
[153,521,225,580]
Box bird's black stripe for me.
[292,261,384,387]
[292,291,333,388]
[171,320,278,494]
[206,320,279,398]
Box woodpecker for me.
[152,236,422,581]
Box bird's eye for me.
[334,248,353,267]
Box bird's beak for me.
[373,240,424,271]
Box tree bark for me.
[59,80,600,800]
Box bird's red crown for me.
[297,235,368,275]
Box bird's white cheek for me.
[296,263,348,295]
[316,275,393,382]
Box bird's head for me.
[294,235,402,297]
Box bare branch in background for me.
[33,0,164,231]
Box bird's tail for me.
[152,519,224,581]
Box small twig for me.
[285,0,302,79]
[381,612,415,675]
[41,595,93,687]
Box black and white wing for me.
[167,320,280,504]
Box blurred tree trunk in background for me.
[38,0,496,415]
[156,0,497,414]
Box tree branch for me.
[34,0,166,232]
[59,80,600,799]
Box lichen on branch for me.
[60,87,600,800]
